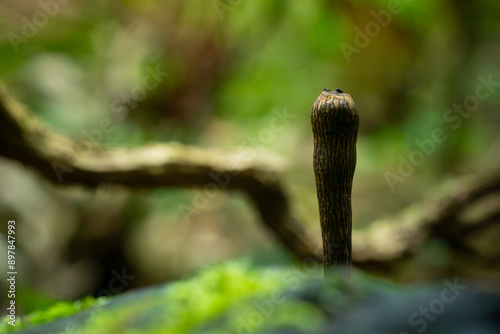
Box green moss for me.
[0,296,107,333]
[1,261,331,334]
[77,261,300,334]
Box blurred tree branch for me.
[1,85,499,272]
[0,84,317,260]
[353,171,500,271]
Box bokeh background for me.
[1,0,499,315]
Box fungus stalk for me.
[311,88,359,277]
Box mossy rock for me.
[3,261,500,334]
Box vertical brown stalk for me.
[311,88,359,277]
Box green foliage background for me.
[0,0,499,327]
